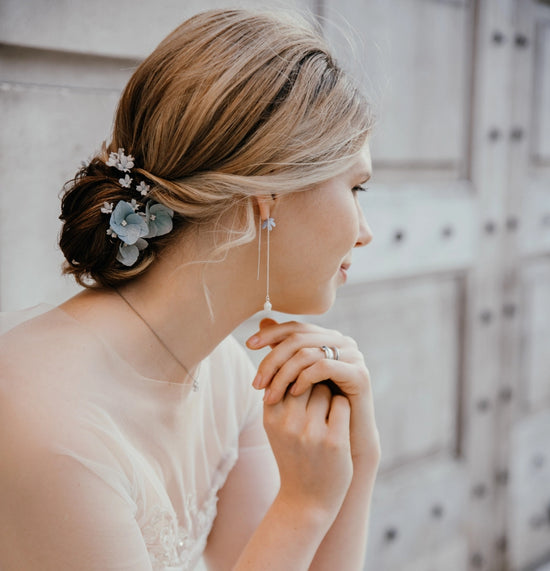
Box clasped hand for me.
[246,318,380,518]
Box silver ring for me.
[331,346,340,361]
[320,345,335,360]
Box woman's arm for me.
[204,384,354,571]
[309,398,380,570]
[0,404,153,571]
[247,318,381,570]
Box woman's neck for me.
[60,235,264,384]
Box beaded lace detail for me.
[142,492,219,571]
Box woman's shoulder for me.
[2,304,100,355]
[0,305,113,395]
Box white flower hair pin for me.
[98,148,174,267]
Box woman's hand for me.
[263,382,353,521]
[247,318,381,463]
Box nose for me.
[355,203,373,248]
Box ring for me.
[331,346,340,361]
[320,345,335,360]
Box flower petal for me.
[117,243,139,266]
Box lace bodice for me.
[0,305,276,570]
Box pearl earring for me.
[257,215,276,312]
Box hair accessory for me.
[258,217,275,312]
[115,288,200,391]
[106,148,134,172]
[98,148,174,267]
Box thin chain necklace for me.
[115,288,199,391]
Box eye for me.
[352,185,369,194]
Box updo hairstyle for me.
[59,8,374,288]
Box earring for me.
[258,216,276,311]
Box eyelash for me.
[352,185,369,193]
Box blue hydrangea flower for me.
[144,201,174,238]
[117,238,148,266]
[109,200,148,245]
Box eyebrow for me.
[358,171,372,183]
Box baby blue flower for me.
[262,217,276,231]
[144,201,174,238]
[117,238,148,267]
[109,200,148,245]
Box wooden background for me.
[1,1,549,569]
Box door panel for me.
[323,0,471,171]
[533,19,550,163]
[508,409,550,570]
[521,263,550,409]
[364,455,467,570]
[312,276,462,470]
[0,83,119,308]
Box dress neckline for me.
[49,303,204,393]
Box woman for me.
[0,8,380,570]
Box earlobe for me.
[254,195,274,221]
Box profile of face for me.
[268,144,373,315]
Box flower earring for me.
[257,215,276,311]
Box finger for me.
[259,318,279,330]
[262,356,334,405]
[263,385,312,433]
[254,332,353,390]
[306,383,332,421]
[262,346,330,402]
[260,319,284,349]
[246,320,331,350]
[262,346,322,392]
[290,360,367,400]
[263,379,311,409]
[246,318,280,349]
[327,394,351,441]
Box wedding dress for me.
[0,304,277,570]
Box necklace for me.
[114,288,199,391]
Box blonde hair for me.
[60,8,374,287]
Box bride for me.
[0,8,380,570]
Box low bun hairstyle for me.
[60,8,374,288]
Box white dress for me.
[0,305,277,570]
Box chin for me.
[275,289,337,316]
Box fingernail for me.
[290,383,298,395]
[252,373,262,389]
[263,388,271,402]
[248,335,260,347]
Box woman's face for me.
[270,144,373,314]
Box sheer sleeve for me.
[0,309,280,571]
[0,397,152,571]
[202,340,279,570]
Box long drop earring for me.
[257,213,262,281]
[261,217,276,312]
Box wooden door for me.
[302,0,548,569]
[311,0,480,568]
[506,1,550,570]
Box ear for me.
[254,195,272,221]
